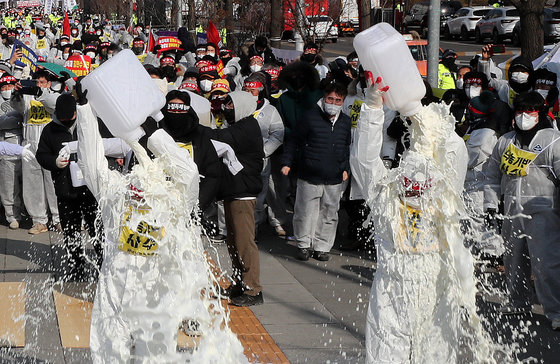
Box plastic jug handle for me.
[152,111,164,122]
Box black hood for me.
[508,56,534,94]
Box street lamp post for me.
[427,0,440,88]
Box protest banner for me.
[64,54,92,77]
[11,40,38,73]
[156,36,182,55]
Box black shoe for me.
[296,248,311,261]
[219,283,244,298]
[313,251,330,261]
[231,292,264,307]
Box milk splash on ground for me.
[366,102,520,362]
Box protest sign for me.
[11,40,38,73]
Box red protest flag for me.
[63,11,71,37]
[206,21,221,51]
[147,28,155,53]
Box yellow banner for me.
[500,143,537,177]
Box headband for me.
[167,103,190,112]
[243,81,263,89]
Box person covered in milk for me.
[351,75,481,363]
[75,88,245,362]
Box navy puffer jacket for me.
[282,104,351,185]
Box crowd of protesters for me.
[0,5,558,343]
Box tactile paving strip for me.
[0,282,26,347]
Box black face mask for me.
[132,47,143,55]
[223,108,235,124]
[1,34,7,40]
[60,117,76,128]
[221,56,231,66]
[163,111,197,138]
[301,53,316,64]
[6,36,15,45]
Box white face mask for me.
[515,112,539,131]
[466,85,481,99]
[536,89,549,101]
[511,71,529,84]
[250,65,262,73]
[323,102,342,116]
[1,89,12,100]
[207,52,215,58]
[107,53,113,59]
[60,41,68,46]
[200,79,213,92]
[71,30,78,36]
[62,53,69,60]
[455,78,464,90]
[86,52,95,58]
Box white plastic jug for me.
[353,23,425,116]
[81,49,165,142]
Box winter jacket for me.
[254,99,284,158]
[282,103,352,185]
[36,120,89,201]
[275,86,323,140]
[204,91,264,200]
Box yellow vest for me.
[438,63,456,90]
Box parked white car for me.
[306,16,339,43]
[445,6,494,40]
[475,6,520,43]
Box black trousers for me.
[57,189,103,274]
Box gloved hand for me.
[56,148,70,169]
[59,71,71,83]
[152,44,161,55]
[20,144,34,162]
[75,81,88,105]
[363,71,389,109]
[59,141,76,156]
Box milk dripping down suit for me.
[76,103,244,363]
[350,86,476,363]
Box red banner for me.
[156,36,182,55]
[64,54,91,77]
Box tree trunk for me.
[224,0,235,48]
[170,0,179,27]
[510,0,545,61]
[187,0,196,43]
[270,0,283,48]
[360,0,372,31]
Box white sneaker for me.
[552,319,560,331]
[28,223,48,235]
[9,220,19,230]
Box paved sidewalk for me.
[0,220,559,363]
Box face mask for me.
[222,107,236,123]
[71,30,78,36]
[108,53,113,59]
[301,53,316,63]
[456,78,464,90]
[207,52,215,58]
[323,102,342,116]
[250,64,262,73]
[86,52,95,58]
[163,110,197,137]
[60,117,76,128]
[62,53,69,60]
[24,30,30,35]
[511,71,529,84]
[515,112,539,131]
[96,31,102,36]
[536,89,549,101]
[60,41,68,46]
[105,25,111,30]
[200,79,213,92]
[465,85,481,99]
[145,29,150,35]
[1,89,12,100]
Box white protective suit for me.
[463,127,504,257]
[77,103,246,363]
[351,99,483,363]
[0,98,23,224]
[11,90,59,225]
[484,127,560,321]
